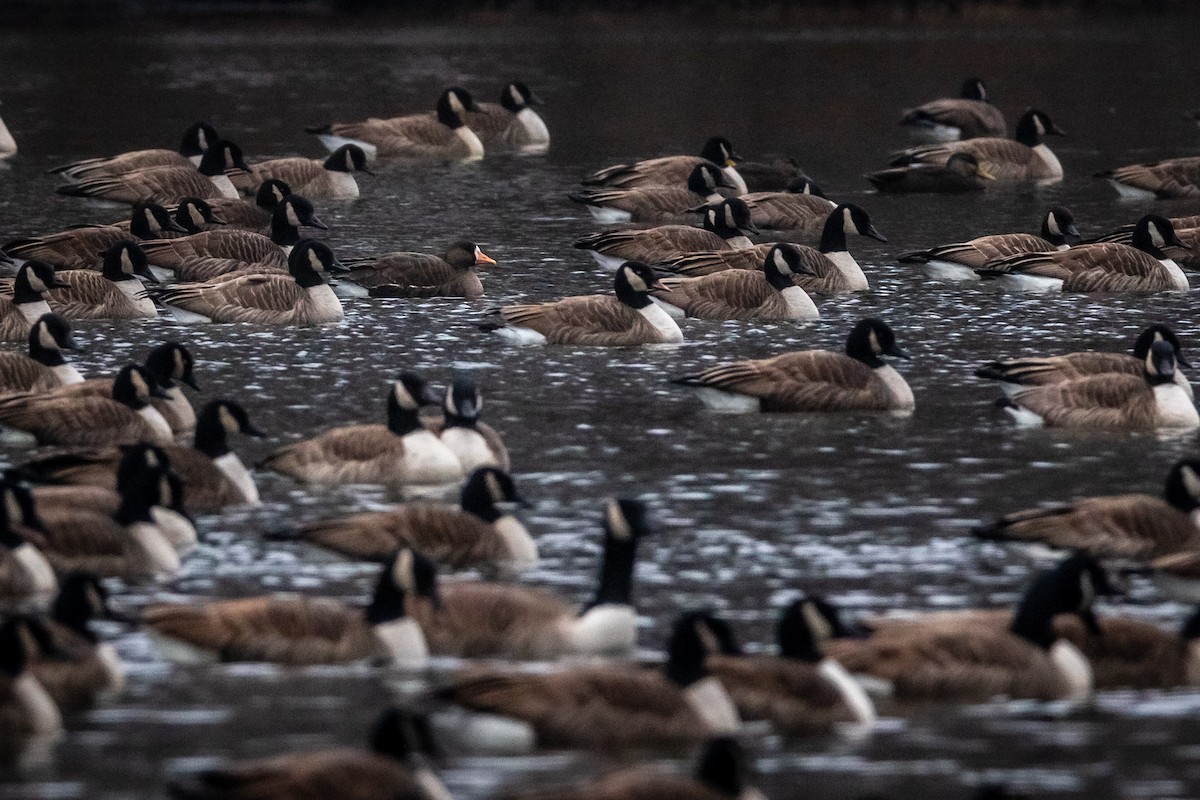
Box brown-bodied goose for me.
[167,708,452,800]
[997,340,1199,430]
[0,363,173,447]
[581,135,747,193]
[157,239,346,325]
[889,108,1066,184]
[972,458,1200,560]
[0,485,58,600]
[464,81,549,154]
[0,618,62,739]
[259,372,462,487]
[823,555,1116,703]
[481,262,683,346]
[145,550,437,667]
[0,264,70,343]
[173,179,292,235]
[739,181,837,236]
[435,609,741,753]
[899,206,1079,282]
[45,242,158,320]
[230,144,371,200]
[898,78,1008,142]
[674,318,913,413]
[650,245,819,321]
[297,466,534,572]
[0,314,83,396]
[1091,214,1200,268]
[1097,155,1200,199]
[346,241,496,299]
[866,152,996,193]
[569,163,736,224]
[975,323,1192,400]
[111,198,227,250]
[308,87,484,162]
[2,203,187,269]
[977,214,1188,292]
[573,198,760,271]
[50,122,219,181]
[56,139,251,204]
[735,156,808,192]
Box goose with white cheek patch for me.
[674,318,913,414]
[889,108,1066,184]
[296,466,535,573]
[56,139,251,203]
[975,323,1193,400]
[0,485,58,600]
[346,241,497,300]
[737,179,837,236]
[824,554,1118,703]
[0,618,62,739]
[1097,154,1200,200]
[866,151,996,193]
[2,203,187,269]
[898,77,1007,142]
[0,264,70,344]
[308,87,484,163]
[463,81,549,154]
[997,340,1199,431]
[0,314,84,395]
[569,163,737,224]
[423,378,510,473]
[581,135,746,193]
[573,198,760,271]
[50,122,218,180]
[433,608,741,754]
[231,144,371,200]
[259,372,463,488]
[157,239,346,325]
[187,179,292,234]
[43,242,158,320]
[899,206,1079,282]
[973,458,1200,561]
[144,549,436,668]
[977,214,1189,293]
[0,363,174,447]
[1091,213,1200,268]
[481,262,683,346]
[166,708,452,800]
[696,598,877,735]
[410,497,650,659]
[650,243,819,321]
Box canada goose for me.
[673,318,913,413]
[0,313,83,396]
[157,239,346,325]
[167,708,451,800]
[823,555,1116,703]
[0,363,173,447]
[738,183,837,236]
[662,204,884,286]
[899,206,1079,282]
[140,195,328,282]
[573,198,760,271]
[421,378,511,473]
[695,598,876,735]
[345,241,496,299]
[975,323,1192,400]
[1096,154,1200,200]
[898,78,1008,142]
[18,401,264,512]
[0,484,58,600]
[260,372,462,487]
[569,163,737,224]
[996,341,1199,430]
[977,215,1189,293]
[0,264,70,343]
[56,139,251,203]
[435,609,740,752]
[50,122,218,180]
[503,736,760,800]
[0,106,16,160]
[45,241,158,320]
[181,179,292,234]
[230,144,372,200]
[1151,551,1200,603]
[650,244,819,321]
[308,87,485,162]
[481,262,683,346]
[866,152,997,193]
[465,81,549,154]
[0,618,62,738]
[972,458,1200,560]
[581,135,747,194]
[734,156,808,192]
[1091,214,1200,267]
[889,108,1066,184]
[297,466,534,571]
[109,198,227,253]
[144,549,437,667]
[2,202,187,269]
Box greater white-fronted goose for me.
[581,135,746,193]
[569,163,736,224]
[1097,155,1200,199]
[0,313,83,396]
[230,144,371,200]
[898,78,1007,142]
[49,122,218,181]
[674,318,913,413]
[866,152,996,193]
[158,239,346,325]
[44,242,158,320]
[345,241,496,299]
[650,244,819,321]
[0,264,69,344]
[56,139,250,204]
[465,81,549,154]
[3,202,186,269]
[308,88,484,162]
[482,262,683,346]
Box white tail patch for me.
[1106,180,1157,201]
[584,205,633,224]
[567,604,637,655]
[996,273,1064,293]
[684,675,742,733]
[923,260,982,282]
[490,325,548,346]
[1049,639,1093,702]
[1002,403,1046,427]
[691,387,761,413]
[650,296,686,320]
[317,134,377,161]
[586,250,627,273]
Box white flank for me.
[1031,143,1064,181]
[685,675,742,733]
[435,710,536,755]
[515,108,550,147]
[997,273,1064,293]
[1154,383,1200,428]
[456,126,485,161]
[586,250,627,272]
[1160,258,1190,290]
[148,629,219,664]
[1003,403,1046,427]
[491,326,548,346]
[923,260,982,282]
[692,387,761,413]
[726,235,754,250]
[414,768,456,800]
[139,406,174,441]
[95,642,127,695]
[650,296,686,320]
[0,114,16,159]
[722,166,748,194]
[373,618,428,669]
[905,122,962,143]
[874,364,914,409]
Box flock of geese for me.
[0,71,1198,800]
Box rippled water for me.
[2,13,1200,800]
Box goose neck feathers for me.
[27,313,77,367]
[1163,460,1200,513]
[179,122,218,158]
[101,241,156,284]
[436,88,480,130]
[666,611,719,688]
[614,262,664,309]
[699,136,739,167]
[323,144,369,174]
[387,373,436,436]
[440,378,482,430]
[582,498,652,612]
[499,81,542,112]
[128,202,186,239]
[819,204,884,253]
[1041,206,1080,247]
[365,549,439,625]
[777,596,845,662]
[112,364,163,411]
[197,140,249,177]
[256,179,292,210]
[1010,555,1116,649]
[113,468,170,525]
[459,467,520,523]
[13,262,66,305]
[288,239,341,288]
[1144,341,1179,387]
[271,197,327,246]
[1013,109,1065,148]
[193,400,261,458]
[1131,214,1186,258]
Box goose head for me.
[1014,108,1066,147]
[14,261,69,299]
[699,135,740,167]
[129,201,188,237]
[287,240,345,288]
[174,197,226,232]
[688,162,737,195]
[500,81,544,112]
[100,240,157,284]
[324,144,373,175]
[27,313,80,366]
[762,244,817,290]
[178,121,218,158]
[845,318,910,367]
[614,262,668,310]
[1131,214,1186,259]
[145,342,199,391]
[1041,206,1080,246]
[1133,324,1189,368]
[436,87,481,129]
[254,178,292,211]
[445,241,495,269]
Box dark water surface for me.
[2,14,1200,800]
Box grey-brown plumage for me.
[463,82,548,152]
[1093,215,1200,267]
[573,199,760,268]
[44,241,159,320]
[569,163,735,223]
[347,241,495,299]
[0,263,67,343]
[55,140,250,205]
[899,206,1079,274]
[311,88,484,162]
[49,122,218,181]
[866,152,995,193]
[898,79,1007,140]
[1098,155,1200,199]
[740,189,836,236]
[650,245,819,321]
[2,203,185,270]
[0,314,83,396]
[230,145,369,200]
[580,136,743,191]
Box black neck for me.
[386,397,423,437]
[193,406,230,458]
[364,574,407,624]
[12,270,45,305]
[28,331,66,367]
[581,529,638,612]
[819,211,848,254]
[270,206,303,246]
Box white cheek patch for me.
[843,207,855,234]
[705,210,717,229]
[449,93,465,114]
[508,85,522,106]
[197,129,209,150]
[308,250,323,271]
[218,405,238,433]
[625,270,648,293]
[772,250,790,274]
[606,500,632,540]
[484,472,504,503]
[392,549,414,591]
[143,209,157,230]
[444,386,459,416]
[1182,466,1200,499]
[4,490,23,526]
[273,186,285,203]
[189,206,205,228]
[131,371,150,400]
[1147,350,1158,375]
[394,382,418,410]
[224,147,237,167]
[1078,573,1096,611]
[1034,116,1046,136]
[723,205,735,228]
[1047,214,1061,237]
[121,249,135,274]
[174,349,186,379]
[1151,225,1167,248]
[286,204,302,228]
[38,324,56,351]
[868,329,881,354]
[26,271,47,293]
[801,601,834,643]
